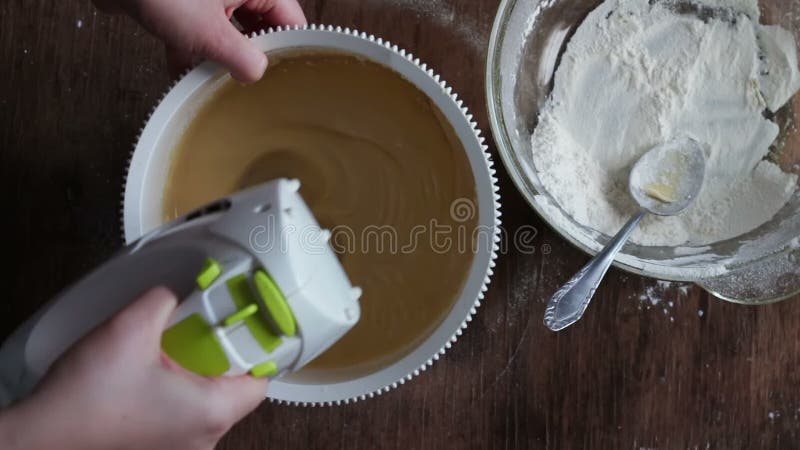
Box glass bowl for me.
[486,0,800,303]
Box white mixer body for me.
[0,179,361,407]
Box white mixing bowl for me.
[123,25,501,404]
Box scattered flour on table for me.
[531,0,800,246]
[391,0,455,22]
[637,280,689,306]
[388,0,486,51]
[630,280,701,322]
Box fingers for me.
[206,0,305,82]
[203,20,268,83]
[137,0,305,83]
[165,17,267,82]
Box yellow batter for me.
[163,52,477,375]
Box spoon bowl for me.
[629,138,707,216]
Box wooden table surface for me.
[3,0,800,448]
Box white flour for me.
[531,0,800,246]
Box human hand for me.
[94,0,307,82]
[0,287,267,450]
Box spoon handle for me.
[543,210,647,331]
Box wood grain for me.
[1,0,799,448]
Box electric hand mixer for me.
[0,178,362,407]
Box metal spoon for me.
[543,138,706,331]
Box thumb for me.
[103,286,178,352]
[203,18,267,83]
[208,375,269,422]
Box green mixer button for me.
[162,313,230,376]
[226,274,283,353]
[196,258,222,290]
[250,360,278,378]
[253,270,296,336]
[223,303,259,327]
